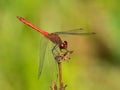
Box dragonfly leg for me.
[52,44,58,58]
[60,48,68,53]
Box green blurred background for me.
[0,0,120,90]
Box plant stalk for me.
[58,62,63,90]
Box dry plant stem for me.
[50,62,64,90]
[51,50,73,90]
[58,62,63,90]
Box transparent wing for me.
[54,28,95,35]
[38,36,58,81]
[44,41,58,81]
[38,36,49,79]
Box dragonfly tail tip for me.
[16,16,24,21]
[16,16,21,19]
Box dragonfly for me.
[17,16,95,78]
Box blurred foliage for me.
[0,0,120,90]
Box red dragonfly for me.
[17,16,95,78]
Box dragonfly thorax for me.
[48,33,62,44]
[59,41,67,50]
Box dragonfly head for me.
[59,41,68,50]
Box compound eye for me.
[61,44,64,47]
[63,41,67,49]
[59,43,65,49]
[59,41,68,50]
[64,41,67,45]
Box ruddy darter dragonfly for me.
[17,16,95,78]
